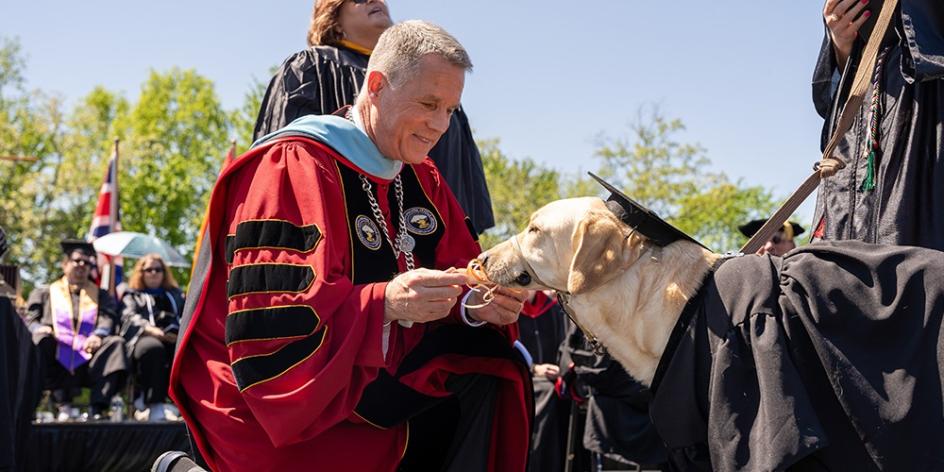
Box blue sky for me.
[2,1,829,221]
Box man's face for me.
[369,55,465,164]
[63,250,94,284]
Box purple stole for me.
[49,278,99,372]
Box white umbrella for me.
[92,231,189,267]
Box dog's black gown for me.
[649,241,944,471]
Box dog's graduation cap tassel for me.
[589,172,709,250]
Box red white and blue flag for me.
[87,150,123,290]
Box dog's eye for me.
[528,225,539,233]
[515,272,532,286]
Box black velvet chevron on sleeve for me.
[225,220,322,264]
[225,305,320,346]
[227,264,314,298]
[230,327,328,392]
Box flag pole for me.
[108,138,119,298]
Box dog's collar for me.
[511,234,606,355]
[557,292,606,356]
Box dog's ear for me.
[567,209,646,294]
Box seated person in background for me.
[739,219,805,257]
[26,239,128,421]
[121,254,184,422]
[558,323,668,471]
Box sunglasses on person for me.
[143,267,165,274]
[70,258,94,267]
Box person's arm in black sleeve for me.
[119,291,149,336]
[253,70,290,141]
[93,289,117,336]
[24,288,50,333]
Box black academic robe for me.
[561,322,668,469]
[254,44,496,234]
[650,241,944,471]
[0,297,41,472]
[810,0,944,250]
[518,296,569,472]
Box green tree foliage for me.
[478,139,566,249]
[479,108,781,253]
[1,40,243,290]
[230,75,268,154]
[0,37,76,290]
[594,108,779,251]
[119,69,230,267]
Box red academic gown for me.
[169,136,531,471]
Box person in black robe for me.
[0,226,41,471]
[25,240,128,420]
[517,290,569,472]
[120,254,185,422]
[559,321,668,472]
[253,0,495,234]
[810,0,944,250]
[650,242,944,471]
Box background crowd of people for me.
[10,239,186,423]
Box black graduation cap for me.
[60,239,96,257]
[738,219,805,239]
[589,172,708,250]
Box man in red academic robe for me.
[170,21,532,472]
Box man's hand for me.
[533,363,561,381]
[384,268,467,324]
[466,286,528,326]
[824,0,870,69]
[34,325,54,336]
[84,335,102,354]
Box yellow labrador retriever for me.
[480,196,944,471]
[482,196,714,385]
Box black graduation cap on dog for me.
[589,172,709,250]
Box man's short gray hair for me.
[367,20,473,86]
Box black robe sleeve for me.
[24,287,48,331]
[901,0,944,80]
[120,291,148,333]
[94,288,117,334]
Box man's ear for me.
[366,70,386,97]
[566,209,646,294]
